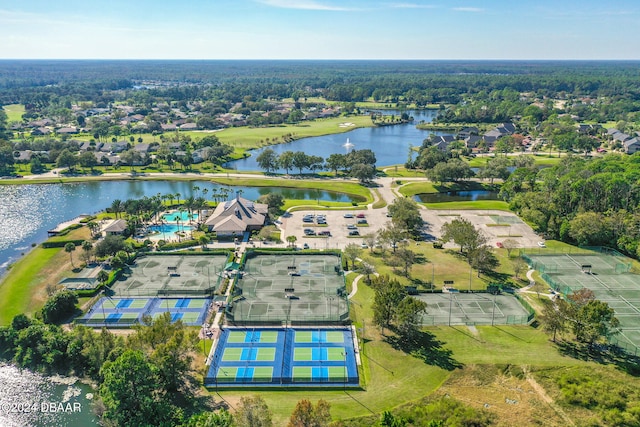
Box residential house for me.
[133,143,152,154]
[31,127,51,136]
[101,219,128,237]
[57,127,78,135]
[464,135,483,150]
[179,122,199,131]
[624,138,640,154]
[431,135,456,151]
[204,195,268,237]
[161,123,177,131]
[457,126,479,140]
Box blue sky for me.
[0,0,638,59]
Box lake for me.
[227,110,450,171]
[413,190,501,203]
[0,181,360,277]
[0,363,97,427]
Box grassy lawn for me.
[421,200,511,210]
[209,176,372,203]
[398,180,494,197]
[380,166,426,177]
[214,115,374,151]
[3,104,25,122]
[0,247,61,324]
[0,226,90,325]
[361,242,504,291]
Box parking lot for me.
[280,208,391,250]
[278,207,540,252]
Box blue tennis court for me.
[77,297,212,327]
[205,327,360,388]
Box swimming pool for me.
[149,223,192,234]
[162,211,198,222]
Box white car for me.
[538,241,546,248]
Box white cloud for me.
[387,2,436,9]
[452,7,484,13]
[255,0,358,11]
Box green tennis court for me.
[292,366,347,382]
[295,330,345,343]
[205,328,360,388]
[227,330,279,343]
[294,347,345,361]
[100,298,153,310]
[222,347,276,362]
[216,366,274,382]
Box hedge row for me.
[41,239,85,249]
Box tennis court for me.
[526,251,640,353]
[205,327,359,388]
[110,254,230,297]
[415,293,533,326]
[77,297,212,328]
[227,253,349,325]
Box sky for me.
[0,0,638,60]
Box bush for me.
[41,290,78,324]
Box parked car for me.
[357,219,368,225]
[302,217,314,223]
[343,213,354,218]
[356,213,366,218]
[538,241,546,248]
[349,230,360,236]
[346,224,357,230]
[303,243,309,249]
[496,242,503,248]
[318,230,331,236]
[361,243,368,249]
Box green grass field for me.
[215,115,374,150]
[2,104,25,122]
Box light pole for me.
[491,292,497,326]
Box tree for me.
[512,258,527,280]
[97,270,109,285]
[540,299,567,343]
[388,197,424,238]
[286,235,297,248]
[100,350,175,427]
[395,297,427,338]
[571,299,620,346]
[110,199,124,218]
[256,148,279,173]
[292,151,310,175]
[350,163,376,184]
[379,411,408,427]
[501,238,519,257]
[287,399,331,427]
[326,153,346,176]
[184,409,234,427]
[41,290,78,324]
[78,151,98,171]
[378,222,408,253]
[199,234,210,249]
[258,193,285,217]
[64,242,76,268]
[441,218,487,257]
[56,149,77,172]
[362,233,377,252]
[129,312,199,394]
[469,245,499,277]
[278,151,295,175]
[343,243,362,270]
[94,235,126,258]
[81,240,93,264]
[234,395,273,427]
[394,248,416,277]
[372,276,407,332]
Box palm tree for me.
[111,199,123,219]
[81,240,93,264]
[286,235,297,248]
[65,242,76,268]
